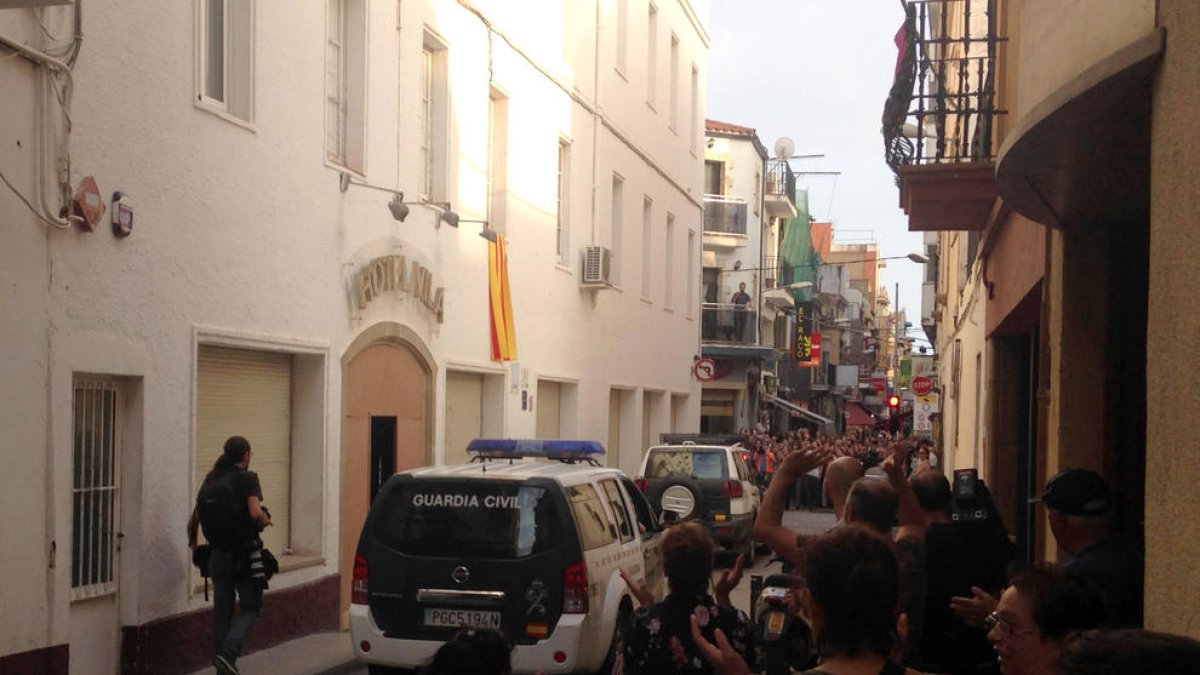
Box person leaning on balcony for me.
[730,282,751,341]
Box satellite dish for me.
[774,136,795,160]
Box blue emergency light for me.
[466,439,606,463]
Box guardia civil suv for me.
[351,440,664,675]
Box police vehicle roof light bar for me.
[466,439,606,465]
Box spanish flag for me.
[488,234,517,361]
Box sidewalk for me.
[186,631,359,675]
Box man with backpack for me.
[188,436,272,675]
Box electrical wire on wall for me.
[0,2,82,229]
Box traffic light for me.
[887,394,901,434]
[887,394,901,409]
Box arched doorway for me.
[340,327,434,623]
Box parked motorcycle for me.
[752,571,816,675]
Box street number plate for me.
[424,607,501,629]
[766,610,786,639]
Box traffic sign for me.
[911,376,933,396]
[693,358,718,382]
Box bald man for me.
[824,456,864,524]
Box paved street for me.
[340,509,836,675]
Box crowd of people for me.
[414,429,1198,675]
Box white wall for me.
[0,0,708,659]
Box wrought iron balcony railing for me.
[765,160,796,202]
[883,0,1007,177]
[703,195,748,235]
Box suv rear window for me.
[644,448,729,480]
[373,481,563,558]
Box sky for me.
[704,0,930,348]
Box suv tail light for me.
[351,554,369,605]
[723,480,744,498]
[634,479,649,492]
[562,560,589,614]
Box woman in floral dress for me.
[620,522,753,674]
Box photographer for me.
[912,470,1013,674]
[188,436,273,675]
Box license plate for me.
[766,610,786,639]
[424,607,502,629]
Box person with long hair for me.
[187,436,272,675]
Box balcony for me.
[703,195,748,237]
[882,0,1005,231]
[764,160,798,219]
[701,304,758,345]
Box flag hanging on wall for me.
[488,234,518,361]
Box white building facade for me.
[0,0,708,672]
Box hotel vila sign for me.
[351,254,445,323]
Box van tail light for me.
[562,560,589,614]
[723,480,743,498]
[635,479,649,492]
[351,554,369,605]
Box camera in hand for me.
[950,469,990,524]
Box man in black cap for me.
[1035,468,1143,628]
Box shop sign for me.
[351,254,445,323]
[795,301,813,363]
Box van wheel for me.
[597,604,631,675]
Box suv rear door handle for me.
[416,589,506,608]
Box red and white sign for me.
[911,376,933,396]
[693,358,718,382]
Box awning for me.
[765,394,833,425]
[844,402,877,427]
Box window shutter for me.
[196,345,292,554]
[445,371,483,465]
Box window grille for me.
[72,379,121,600]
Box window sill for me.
[664,306,675,314]
[326,158,366,180]
[641,296,653,305]
[615,67,629,82]
[194,99,256,133]
[646,100,657,113]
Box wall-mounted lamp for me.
[456,217,499,242]
[339,173,461,227]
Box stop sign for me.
[911,376,933,396]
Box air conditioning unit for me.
[581,245,613,286]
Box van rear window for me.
[373,481,563,558]
[644,449,729,480]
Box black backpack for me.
[196,471,246,551]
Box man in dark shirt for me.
[730,282,751,341]
[911,471,1013,674]
[1035,468,1143,628]
[189,436,273,675]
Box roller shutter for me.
[445,371,483,465]
[536,380,561,439]
[195,345,292,554]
